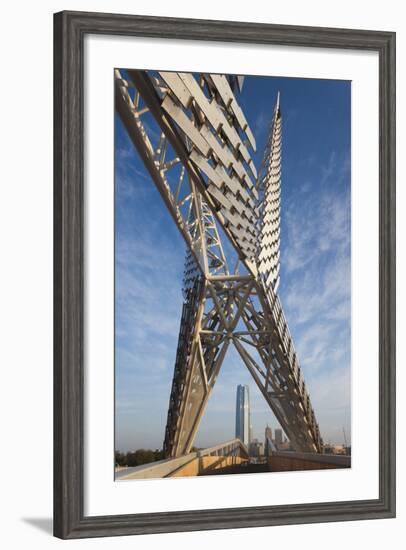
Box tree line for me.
[115,449,164,467]
[115,446,201,468]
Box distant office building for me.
[278,439,292,451]
[274,428,283,448]
[264,425,275,456]
[249,438,264,458]
[324,444,348,455]
[235,384,251,447]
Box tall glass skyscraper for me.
[235,384,251,447]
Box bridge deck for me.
[116,441,350,480]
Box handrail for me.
[116,438,249,480]
[197,438,249,458]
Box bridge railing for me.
[116,438,249,480]
[197,438,249,460]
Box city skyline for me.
[115,73,351,453]
[114,380,348,453]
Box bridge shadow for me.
[198,454,238,474]
[199,460,272,476]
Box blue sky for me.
[115,73,351,452]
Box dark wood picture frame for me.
[54,10,396,539]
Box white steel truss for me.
[115,69,323,457]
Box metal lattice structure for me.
[115,69,323,458]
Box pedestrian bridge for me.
[115,438,350,480]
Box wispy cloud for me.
[254,109,271,139]
[114,140,187,449]
[320,150,337,185]
[277,150,351,442]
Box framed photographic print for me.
[54,10,396,539]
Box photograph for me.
[113,69,352,480]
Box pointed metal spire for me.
[256,93,282,293]
[275,90,280,111]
